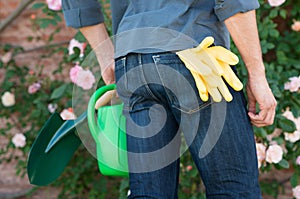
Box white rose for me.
[12,133,26,148]
[266,144,283,164]
[295,117,300,131]
[1,52,12,63]
[282,109,295,121]
[60,108,76,120]
[1,91,15,107]
[256,143,266,168]
[293,185,300,199]
[284,131,300,143]
[268,0,286,7]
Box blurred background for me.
[0,0,300,198]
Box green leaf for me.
[50,84,68,100]
[254,126,268,138]
[269,29,279,38]
[54,15,62,22]
[271,85,282,98]
[38,18,57,29]
[277,116,297,133]
[259,180,279,197]
[278,159,289,169]
[269,9,278,18]
[290,173,299,187]
[266,42,275,50]
[74,31,87,42]
[32,3,46,9]
[279,9,287,19]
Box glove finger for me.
[206,46,239,65]
[194,36,214,51]
[217,80,233,102]
[202,74,220,88]
[219,61,243,91]
[191,71,209,101]
[207,86,222,102]
[199,89,209,102]
[198,51,223,75]
[188,49,222,76]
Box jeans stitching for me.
[138,54,160,102]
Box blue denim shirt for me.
[62,0,259,57]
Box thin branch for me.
[20,41,70,54]
[0,0,35,32]
[0,41,70,54]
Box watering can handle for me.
[87,84,117,137]
[95,90,116,110]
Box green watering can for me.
[87,84,128,177]
[27,84,128,186]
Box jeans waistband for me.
[115,51,177,62]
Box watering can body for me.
[88,84,129,177]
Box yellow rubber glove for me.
[176,36,243,102]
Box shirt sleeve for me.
[62,0,105,28]
[214,0,260,21]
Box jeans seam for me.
[138,54,160,102]
[174,100,213,114]
[152,55,173,104]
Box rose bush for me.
[0,0,300,198]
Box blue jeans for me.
[114,52,261,199]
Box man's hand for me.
[99,61,115,85]
[225,10,277,127]
[246,72,277,127]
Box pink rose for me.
[292,21,300,32]
[46,0,62,11]
[268,0,286,7]
[284,76,300,92]
[60,108,76,120]
[68,38,86,57]
[296,156,300,166]
[75,69,96,90]
[284,131,300,143]
[12,133,26,148]
[28,82,41,94]
[69,64,83,83]
[186,165,193,171]
[266,144,283,164]
[293,185,300,199]
[256,143,266,168]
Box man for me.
[62,0,277,198]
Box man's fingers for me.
[247,97,257,115]
[246,86,257,115]
[248,107,276,127]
